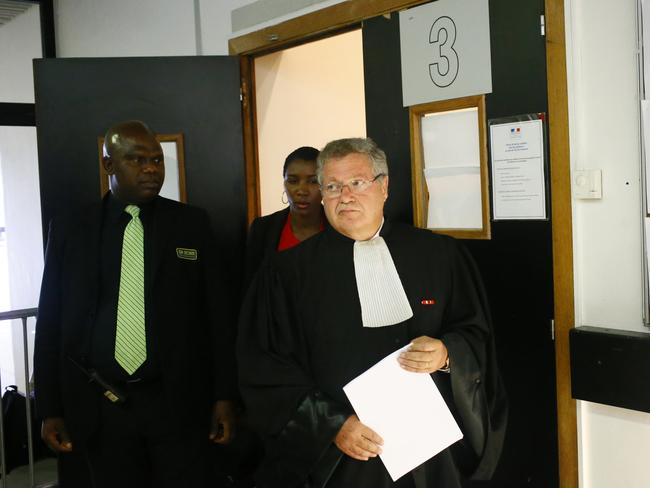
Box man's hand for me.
[398,335,448,373]
[335,415,383,461]
[209,400,236,444]
[41,417,73,452]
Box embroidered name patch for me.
[176,248,198,260]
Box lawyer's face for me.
[104,129,165,205]
[321,152,388,241]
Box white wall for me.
[566,0,650,486]
[0,4,44,392]
[54,0,342,57]
[0,127,44,393]
[0,4,42,102]
[200,0,344,55]
[54,0,198,57]
[255,29,366,215]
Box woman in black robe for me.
[244,146,324,286]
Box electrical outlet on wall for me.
[573,169,602,199]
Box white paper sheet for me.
[343,346,463,481]
[424,167,482,229]
[421,109,480,169]
[419,108,483,230]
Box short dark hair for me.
[283,146,320,176]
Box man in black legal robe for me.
[238,138,507,488]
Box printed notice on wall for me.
[489,118,547,220]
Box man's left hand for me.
[398,335,448,373]
[209,400,236,444]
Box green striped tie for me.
[115,205,146,375]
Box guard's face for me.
[321,153,388,241]
[104,132,165,204]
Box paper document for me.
[424,167,482,229]
[489,119,547,220]
[343,346,463,481]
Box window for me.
[409,95,490,239]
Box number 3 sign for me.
[400,0,492,106]
[429,16,459,88]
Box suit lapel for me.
[82,202,103,303]
[73,202,103,353]
[150,196,172,286]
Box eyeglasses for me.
[321,174,386,198]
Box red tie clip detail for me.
[421,299,436,305]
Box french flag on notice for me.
[510,127,521,133]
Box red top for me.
[277,213,324,251]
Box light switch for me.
[574,169,602,199]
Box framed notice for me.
[97,133,187,202]
[489,114,548,220]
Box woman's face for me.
[284,158,321,218]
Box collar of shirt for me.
[105,193,156,224]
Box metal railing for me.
[0,307,38,488]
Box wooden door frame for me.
[229,1,578,486]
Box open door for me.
[362,3,558,486]
[34,56,247,275]
[33,54,247,487]
[234,1,560,484]
[232,0,574,485]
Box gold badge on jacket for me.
[176,248,198,260]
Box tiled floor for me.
[3,458,57,488]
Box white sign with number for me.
[399,0,492,106]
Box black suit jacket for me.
[243,207,289,289]
[34,195,237,443]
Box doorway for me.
[254,29,366,216]
[232,0,576,486]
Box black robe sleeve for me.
[440,240,507,480]
[237,259,351,488]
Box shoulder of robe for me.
[265,229,328,275]
[386,221,460,253]
[249,207,289,232]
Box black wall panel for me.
[34,56,247,283]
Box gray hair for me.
[316,138,388,184]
